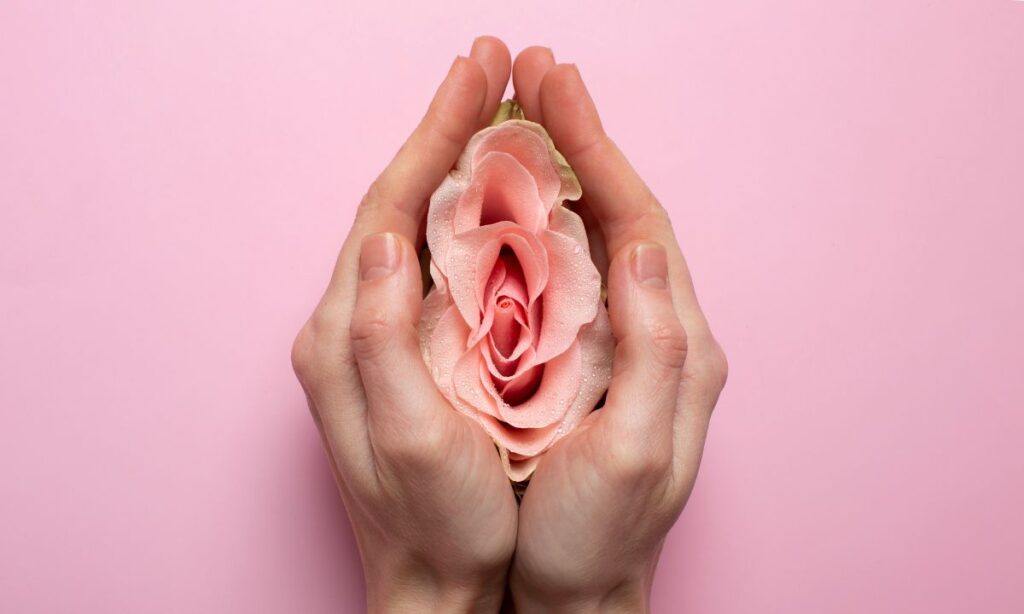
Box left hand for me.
[291,37,518,613]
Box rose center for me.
[490,296,520,358]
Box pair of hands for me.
[291,37,728,612]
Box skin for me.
[291,37,728,613]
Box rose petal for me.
[472,127,562,210]
[490,296,520,357]
[483,339,534,382]
[428,305,500,420]
[500,304,614,459]
[425,122,582,285]
[472,253,530,348]
[500,448,542,482]
[418,287,452,367]
[451,348,561,455]
[530,226,602,364]
[485,120,582,205]
[570,302,615,426]
[446,222,548,334]
[549,205,591,255]
[453,152,548,234]
[479,340,583,429]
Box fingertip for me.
[469,36,512,124]
[513,46,556,122]
[440,55,487,124]
[539,63,606,157]
[470,35,511,66]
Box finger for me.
[540,62,718,369]
[601,242,686,452]
[470,36,512,126]
[512,46,555,123]
[539,63,659,254]
[539,63,728,482]
[312,54,488,345]
[362,55,488,242]
[349,233,452,446]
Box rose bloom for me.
[419,116,614,482]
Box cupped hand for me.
[291,37,518,613]
[508,48,729,612]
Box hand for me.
[507,48,729,612]
[291,38,518,613]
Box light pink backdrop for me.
[2,1,1022,612]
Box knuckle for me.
[680,337,729,418]
[425,117,468,152]
[708,340,729,390]
[375,417,447,468]
[646,318,689,370]
[291,318,338,384]
[290,322,317,380]
[349,307,396,360]
[605,433,672,484]
[291,305,351,388]
[688,337,729,393]
[358,181,387,221]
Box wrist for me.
[365,552,508,613]
[508,566,653,614]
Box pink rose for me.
[419,116,614,482]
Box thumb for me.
[602,242,688,446]
[349,232,449,446]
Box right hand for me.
[507,47,730,612]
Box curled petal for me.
[472,126,562,210]
[454,152,548,234]
[500,448,542,483]
[482,120,582,205]
[446,222,548,334]
[531,225,602,364]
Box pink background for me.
[2,1,1022,612]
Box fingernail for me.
[632,243,668,289]
[524,45,555,64]
[447,55,469,78]
[360,233,399,281]
[470,36,488,57]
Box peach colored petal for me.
[450,349,561,456]
[490,297,520,357]
[487,120,582,205]
[479,340,582,429]
[476,412,562,458]
[471,126,562,210]
[549,205,591,253]
[499,305,613,462]
[483,337,535,382]
[471,253,530,348]
[571,302,615,424]
[531,227,602,364]
[446,222,548,334]
[418,287,453,367]
[500,448,542,483]
[497,363,544,405]
[428,305,499,421]
[425,122,581,287]
[453,152,547,234]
